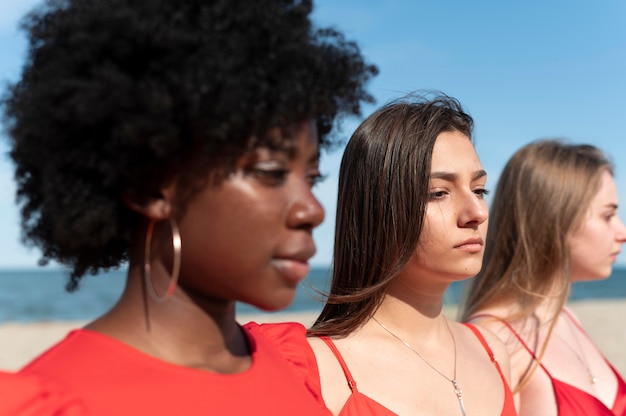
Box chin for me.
[458,266,483,280]
[572,269,612,282]
[246,292,296,312]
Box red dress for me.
[315,323,517,415]
[0,371,87,415]
[17,322,331,416]
[493,311,626,416]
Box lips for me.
[454,237,484,253]
[273,243,316,283]
[272,258,311,283]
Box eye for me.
[308,172,327,187]
[251,167,289,185]
[474,188,490,198]
[428,190,448,200]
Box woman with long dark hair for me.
[307,93,516,415]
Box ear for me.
[123,182,177,221]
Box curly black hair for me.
[1,0,378,290]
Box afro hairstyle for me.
[1,0,378,289]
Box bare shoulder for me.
[463,323,511,365]
[464,309,516,343]
[459,317,514,383]
[306,336,352,415]
[561,305,582,323]
[307,336,336,367]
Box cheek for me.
[414,225,447,260]
[481,217,489,232]
[570,225,608,265]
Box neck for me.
[384,270,451,319]
[371,293,451,347]
[86,263,249,373]
[532,298,563,323]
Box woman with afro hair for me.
[0,0,377,414]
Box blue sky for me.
[1,1,625,269]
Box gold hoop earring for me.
[143,218,181,303]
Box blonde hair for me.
[461,139,612,390]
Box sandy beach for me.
[1,299,624,375]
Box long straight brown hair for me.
[309,92,474,337]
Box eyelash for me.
[310,173,327,186]
[252,168,326,187]
[428,190,448,200]
[428,188,490,200]
[253,168,289,182]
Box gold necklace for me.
[372,316,467,416]
[556,315,597,385]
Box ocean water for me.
[0,266,625,323]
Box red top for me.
[483,311,626,416]
[316,323,517,415]
[0,371,87,415]
[17,322,331,416]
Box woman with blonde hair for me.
[462,139,626,415]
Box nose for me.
[286,186,325,231]
[614,216,626,243]
[458,191,488,228]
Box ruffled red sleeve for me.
[0,371,88,415]
[243,322,324,403]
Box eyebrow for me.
[262,144,320,164]
[430,169,487,181]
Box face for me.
[412,130,489,282]
[569,170,626,281]
[174,121,325,311]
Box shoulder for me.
[464,310,524,347]
[0,371,88,415]
[243,321,321,378]
[243,321,308,350]
[242,321,314,371]
[306,335,355,415]
[20,328,162,391]
[22,329,130,371]
[19,330,86,372]
[306,335,343,379]
[561,305,582,323]
[462,322,511,367]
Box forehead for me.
[590,170,619,208]
[430,130,480,171]
[256,120,319,155]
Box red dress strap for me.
[561,308,626,415]
[470,313,553,378]
[319,336,358,392]
[463,323,518,416]
[464,323,496,361]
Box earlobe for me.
[123,182,177,220]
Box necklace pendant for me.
[451,380,467,416]
[590,374,598,384]
[452,379,462,397]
